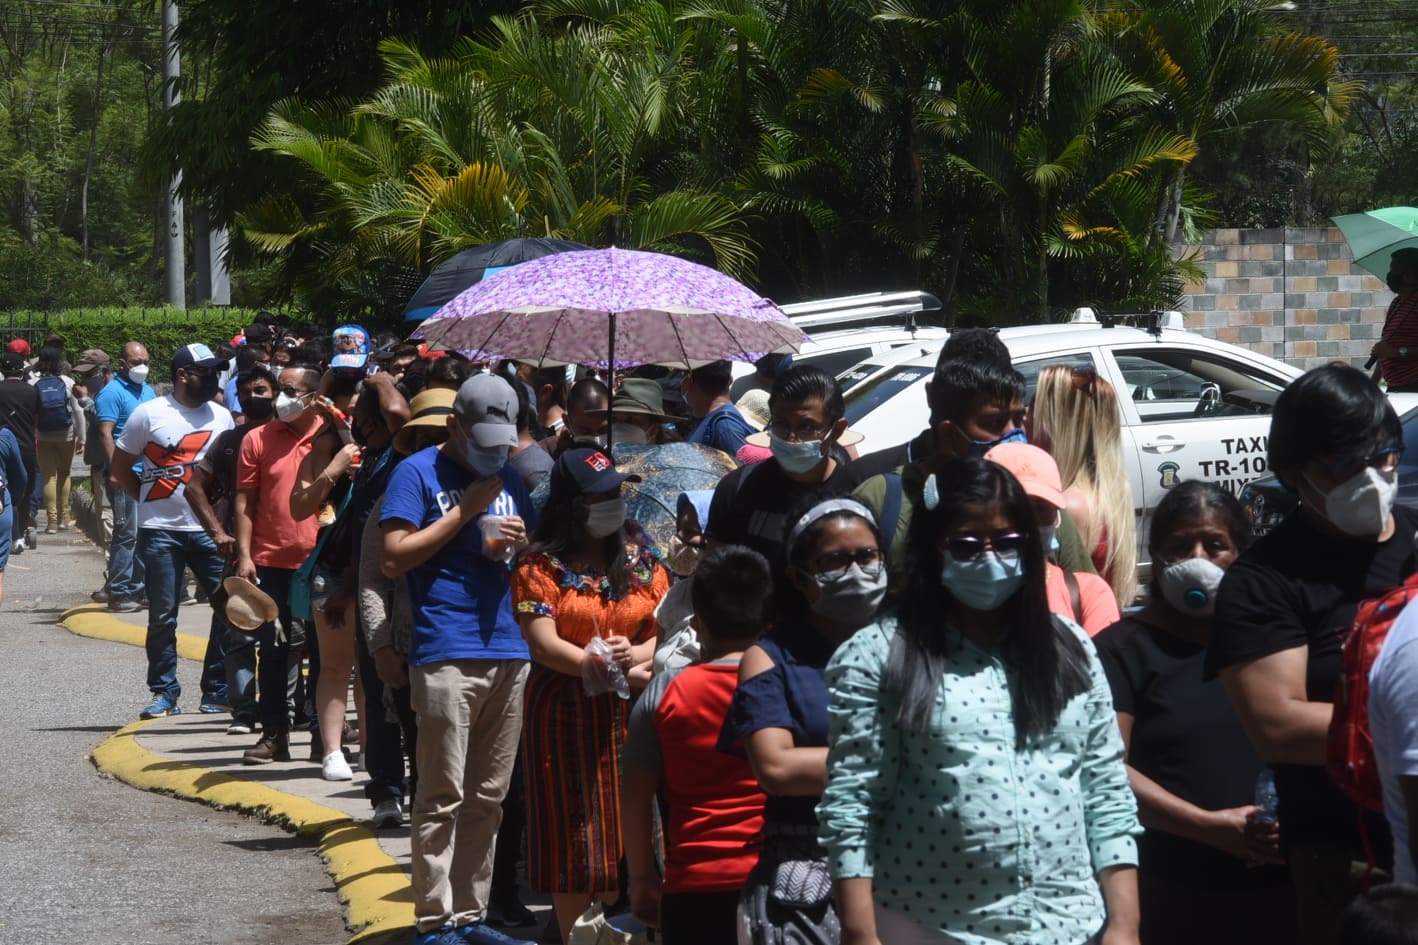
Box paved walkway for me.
[62,601,553,945]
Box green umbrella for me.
[1332,206,1418,280]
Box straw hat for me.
[220,576,279,634]
[393,387,458,454]
[735,389,771,431]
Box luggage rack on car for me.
[779,290,942,334]
[1069,307,1186,336]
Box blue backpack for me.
[36,376,69,432]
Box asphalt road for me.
[0,531,348,945]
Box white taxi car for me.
[839,310,1306,572]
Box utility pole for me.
[162,0,186,309]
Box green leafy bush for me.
[0,307,280,368]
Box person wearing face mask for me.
[109,344,235,721]
[986,442,1119,636]
[705,365,857,580]
[1093,481,1295,945]
[185,364,277,735]
[512,447,668,944]
[819,458,1141,945]
[851,337,1097,595]
[717,496,886,945]
[1207,363,1409,945]
[93,341,155,610]
[233,363,328,765]
[381,372,537,945]
[1371,247,1418,393]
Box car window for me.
[843,364,932,425]
[800,347,874,382]
[1015,352,1099,404]
[1112,348,1287,423]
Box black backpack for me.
[35,376,69,432]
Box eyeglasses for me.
[183,366,217,378]
[768,422,829,443]
[811,547,882,576]
[1316,445,1401,484]
[940,531,1027,562]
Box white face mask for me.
[1159,556,1227,616]
[584,497,627,539]
[1307,465,1398,537]
[273,391,306,423]
[126,363,149,384]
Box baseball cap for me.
[171,343,228,372]
[74,349,111,375]
[984,442,1067,510]
[453,373,519,449]
[330,324,372,370]
[7,339,30,357]
[1,352,24,375]
[552,448,643,495]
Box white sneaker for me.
[371,798,403,829]
[227,720,253,735]
[321,750,353,781]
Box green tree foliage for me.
[0,2,165,307]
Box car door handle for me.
[1141,437,1184,453]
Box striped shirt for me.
[1379,293,1418,388]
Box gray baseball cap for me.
[453,373,519,449]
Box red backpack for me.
[1327,572,1418,813]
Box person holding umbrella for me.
[1371,247,1418,392]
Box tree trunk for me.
[81,40,110,262]
[1164,167,1186,244]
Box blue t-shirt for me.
[688,402,754,456]
[94,374,155,440]
[380,446,536,666]
[223,375,242,415]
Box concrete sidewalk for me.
[63,601,552,945]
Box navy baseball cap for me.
[171,343,227,372]
[552,448,642,495]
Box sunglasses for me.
[811,547,883,576]
[941,531,1027,562]
[1068,362,1098,395]
[1316,445,1400,484]
[277,386,311,399]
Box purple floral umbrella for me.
[412,247,805,369]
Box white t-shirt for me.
[116,394,234,531]
[1369,600,1418,884]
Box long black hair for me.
[528,468,634,598]
[886,458,1091,746]
[1146,480,1251,598]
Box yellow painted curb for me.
[61,603,210,661]
[91,720,415,943]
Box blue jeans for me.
[255,565,296,734]
[224,618,258,724]
[138,528,226,700]
[198,616,230,706]
[108,488,144,599]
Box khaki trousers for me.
[410,658,529,932]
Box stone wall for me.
[1178,227,1390,370]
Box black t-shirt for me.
[1097,614,1290,888]
[1204,506,1418,861]
[0,379,40,452]
[705,456,857,572]
[202,424,262,528]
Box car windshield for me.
[843,364,932,425]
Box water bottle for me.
[1252,767,1279,826]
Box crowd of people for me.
[13,304,1418,945]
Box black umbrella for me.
[402,237,591,321]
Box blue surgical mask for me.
[465,442,509,476]
[966,426,1027,459]
[1039,523,1060,558]
[941,550,1025,611]
[770,434,826,475]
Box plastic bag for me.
[582,636,631,700]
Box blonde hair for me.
[1031,365,1137,605]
